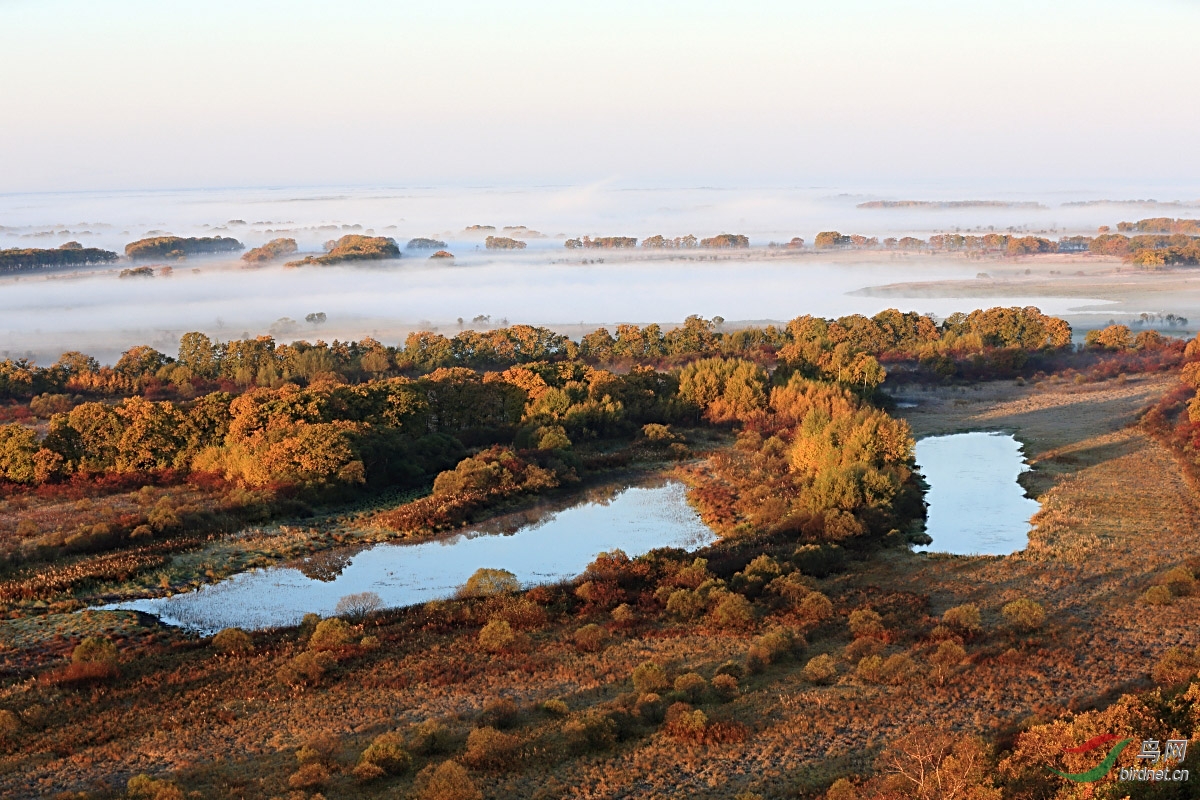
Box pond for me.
[103,479,715,634]
[913,432,1041,556]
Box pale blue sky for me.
[2,0,1198,191]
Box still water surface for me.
[106,479,715,633]
[914,432,1040,555]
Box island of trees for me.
[485,236,527,250]
[242,238,298,264]
[125,236,244,260]
[285,235,401,267]
[406,238,448,250]
[0,242,118,274]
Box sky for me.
[2,0,1199,193]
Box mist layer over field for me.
[0,184,1166,363]
[0,251,1107,365]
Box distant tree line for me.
[564,234,750,249]
[857,200,1047,210]
[1117,217,1200,235]
[565,237,638,249]
[0,243,118,274]
[0,306,1074,408]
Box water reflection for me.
[103,479,714,633]
[914,432,1040,556]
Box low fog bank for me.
[4,185,1200,255]
[0,251,1111,366]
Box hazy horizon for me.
[4,0,1200,193]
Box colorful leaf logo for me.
[1049,736,1133,783]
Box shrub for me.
[126,774,185,800]
[711,593,756,629]
[356,731,412,776]
[1163,566,1197,596]
[642,423,675,442]
[563,711,617,753]
[664,703,708,742]
[73,636,117,666]
[942,603,982,634]
[299,612,321,638]
[308,618,354,651]
[843,637,883,663]
[462,726,520,770]
[715,661,745,679]
[929,641,966,686]
[1001,598,1046,632]
[541,699,569,716]
[352,761,387,782]
[1152,647,1199,685]
[666,588,707,620]
[803,653,838,684]
[288,762,330,789]
[64,636,119,682]
[826,778,858,800]
[410,719,454,755]
[611,603,636,625]
[491,597,547,629]
[712,673,739,701]
[334,591,383,619]
[480,697,520,729]
[574,623,610,652]
[147,500,180,532]
[848,608,885,639]
[748,628,796,672]
[276,650,335,687]
[1142,585,1174,606]
[879,653,917,685]
[796,591,835,626]
[632,662,670,694]
[478,620,519,653]
[296,733,339,765]
[459,567,520,598]
[635,693,666,724]
[360,635,380,650]
[0,709,19,743]
[415,760,482,800]
[212,627,254,655]
[793,543,846,577]
[766,572,811,605]
[856,655,885,683]
[673,672,709,703]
